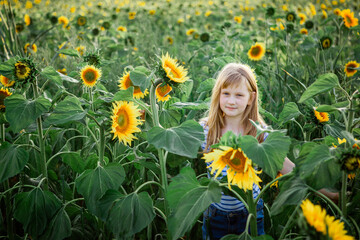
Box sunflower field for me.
[0,0,360,239]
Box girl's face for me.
[219,80,253,120]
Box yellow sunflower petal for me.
[161,52,189,83]
[80,65,101,87]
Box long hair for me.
[204,63,265,151]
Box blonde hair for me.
[204,63,265,151]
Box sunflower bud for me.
[338,148,360,173]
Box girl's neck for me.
[221,116,245,136]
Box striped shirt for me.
[200,121,264,212]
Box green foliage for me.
[0,142,29,183]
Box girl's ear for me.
[247,91,256,105]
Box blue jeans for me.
[202,199,265,240]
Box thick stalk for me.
[246,190,258,237]
[99,125,105,165]
[32,81,48,190]
[340,172,347,217]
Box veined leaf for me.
[147,120,204,158]
[40,66,62,85]
[130,69,149,92]
[0,142,29,183]
[167,167,222,240]
[197,78,215,93]
[5,94,51,133]
[40,207,71,240]
[278,102,301,125]
[112,87,135,102]
[298,73,339,103]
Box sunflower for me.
[266,7,275,17]
[15,61,31,80]
[156,83,172,102]
[24,14,31,26]
[110,101,143,146]
[76,46,85,56]
[205,10,212,17]
[247,43,265,61]
[300,28,308,35]
[128,12,136,20]
[15,23,24,33]
[161,53,189,83]
[118,71,148,99]
[334,8,341,16]
[314,109,329,123]
[0,75,15,87]
[203,146,262,191]
[76,16,87,26]
[0,87,12,111]
[80,65,101,88]
[200,33,210,42]
[319,36,332,50]
[234,16,242,23]
[321,10,328,19]
[177,18,184,24]
[286,12,296,22]
[24,43,37,54]
[149,10,156,15]
[166,36,174,45]
[117,26,127,32]
[341,9,359,28]
[57,68,67,75]
[25,1,33,9]
[270,172,283,188]
[344,61,359,77]
[339,148,360,173]
[186,29,196,35]
[301,199,355,240]
[298,13,306,24]
[305,20,314,29]
[58,16,69,28]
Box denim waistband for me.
[207,199,263,218]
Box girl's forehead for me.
[222,79,248,89]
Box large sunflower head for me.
[0,75,15,87]
[76,16,87,26]
[341,9,359,28]
[0,87,12,111]
[161,52,189,84]
[203,146,262,191]
[156,83,172,102]
[80,65,101,88]
[344,61,359,77]
[314,109,329,123]
[319,36,332,50]
[110,101,143,146]
[118,71,148,99]
[247,43,265,61]
[14,58,37,84]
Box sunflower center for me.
[134,86,142,94]
[158,85,170,96]
[116,109,129,130]
[251,46,261,56]
[16,64,29,76]
[84,70,96,83]
[227,150,247,172]
[323,39,330,48]
[0,91,10,106]
[346,64,356,73]
[345,16,352,24]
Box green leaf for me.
[298,73,339,103]
[270,176,308,215]
[61,152,86,173]
[40,66,62,85]
[170,101,209,110]
[0,142,29,183]
[316,101,349,112]
[147,120,204,158]
[44,96,86,126]
[75,163,125,215]
[106,192,155,238]
[299,144,341,190]
[130,70,149,92]
[97,189,124,221]
[0,57,16,78]
[14,188,62,237]
[240,132,291,178]
[112,87,135,101]
[278,102,301,125]
[167,167,222,240]
[5,94,51,133]
[57,49,79,57]
[59,73,79,83]
[197,78,215,93]
[40,207,71,240]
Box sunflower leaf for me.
[130,70,149,92]
[167,167,222,240]
[39,207,71,240]
[147,120,204,158]
[239,132,291,178]
[40,66,62,85]
[5,94,51,133]
[0,142,29,183]
[197,78,216,93]
[112,86,135,101]
[278,102,302,125]
[44,96,86,126]
[75,163,125,216]
[298,73,339,103]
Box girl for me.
[200,63,295,239]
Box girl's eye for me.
[222,92,229,95]
[236,94,243,97]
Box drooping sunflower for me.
[186,29,196,35]
[118,71,148,99]
[58,16,69,28]
[161,53,189,83]
[341,9,359,28]
[338,148,360,173]
[314,109,329,123]
[247,43,265,61]
[80,65,101,88]
[300,28,308,35]
[110,101,143,146]
[202,146,262,191]
[76,16,87,26]
[319,36,332,50]
[0,75,15,87]
[321,10,328,19]
[156,83,172,102]
[298,13,306,24]
[344,61,359,77]
[301,199,355,240]
[24,14,31,26]
[0,87,12,111]
[117,26,127,32]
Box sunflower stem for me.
[99,125,105,165]
[32,80,48,191]
[1,123,5,142]
[247,190,258,237]
[340,171,348,217]
[89,87,94,112]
